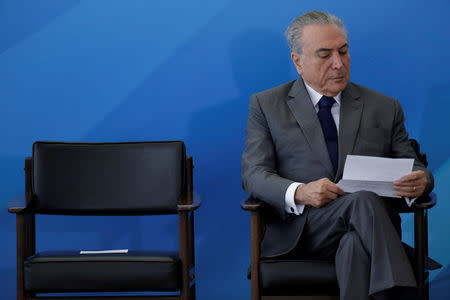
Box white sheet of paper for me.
[337,155,414,198]
[80,249,128,254]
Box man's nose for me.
[331,52,344,69]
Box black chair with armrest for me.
[8,141,200,300]
[242,139,440,300]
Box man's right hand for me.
[294,178,345,208]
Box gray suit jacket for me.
[241,78,434,258]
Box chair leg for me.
[414,208,425,299]
[188,212,196,300]
[190,283,196,300]
[16,214,26,300]
[179,211,196,300]
[250,211,261,300]
[179,211,189,300]
[424,210,430,300]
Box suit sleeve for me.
[391,99,434,194]
[241,93,295,219]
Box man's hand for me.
[294,178,345,208]
[393,170,427,198]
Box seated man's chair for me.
[242,139,440,300]
[9,141,200,300]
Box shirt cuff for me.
[285,182,305,215]
[405,197,416,207]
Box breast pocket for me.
[355,127,390,156]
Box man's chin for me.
[325,82,348,96]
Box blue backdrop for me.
[1,0,449,299]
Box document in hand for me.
[337,155,414,198]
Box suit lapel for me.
[287,79,335,178]
[335,83,363,180]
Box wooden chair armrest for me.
[177,192,201,211]
[7,195,28,214]
[241,197,264,211]
[411,192,437,210]
[397,192,437,213]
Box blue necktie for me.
[317,96,338,172]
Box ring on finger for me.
[413,186,416,192]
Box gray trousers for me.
[293,191,416,300]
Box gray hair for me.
[285,11,347,55]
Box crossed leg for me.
[296,191,416,300]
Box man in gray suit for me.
[241,11,434,300]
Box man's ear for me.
[291,52,303,75]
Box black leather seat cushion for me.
[259,259,339,296]
[24,250,180,292]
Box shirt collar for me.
[303,81,342,107]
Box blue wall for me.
[1,0,449,298]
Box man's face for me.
[291,24,350,97]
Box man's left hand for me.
[393,170,427,198]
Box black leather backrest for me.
[32,141,185,214]
[409,138,428,167]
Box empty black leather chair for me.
[9,141,200,300]
[242,139,440,300]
